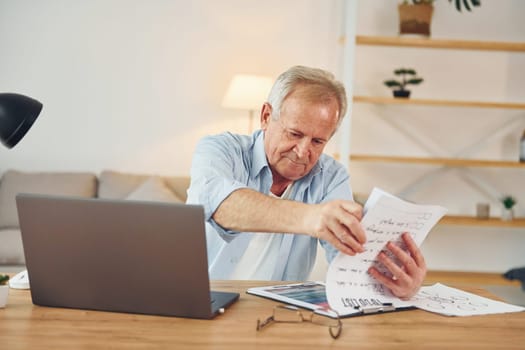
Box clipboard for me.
[247,282,415,318]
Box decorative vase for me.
[476,203,490,219]
[0,285,8,308]
[501,208,514,221]
[398,3,434,37]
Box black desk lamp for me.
[1,93,42,290]
[0,93,43,148]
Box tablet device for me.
[248,282,330,310]
[247,282,411,317]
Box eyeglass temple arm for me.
[328,322,342,339]
[256,315,275,331]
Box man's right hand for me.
[306,200,366,256]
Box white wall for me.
[0,0,343,174]
[1,0,524,274]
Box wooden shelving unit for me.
[346,36,525,228]
[353,96,525,110]
[349,154,525,169]
[356,35,525,52]
[440,215,525,228]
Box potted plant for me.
[398,1,435,36]
[500,195,517,221]
[398,0,481,37]
[0,274,9,308]
[449,0,481,12]
[384,68,424,98]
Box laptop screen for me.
[16,194,238,319]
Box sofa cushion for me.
[0,228,26,264]
[164,177,191,203]
[0,170,97,229]
[98,170,189,202]
[126,176,183,203]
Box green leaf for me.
[407,78,424,85]
[450,0,481,13]
[394,68,417,76]
[0,274,9,285]
[394,69,407,75]
[501,196,517,209]
[384,80,402,87]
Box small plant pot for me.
[0,285,8,308]
[393,90,411,98]
[501,208,514,221]
[398,3,434,36]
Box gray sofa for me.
[0,170,190,266]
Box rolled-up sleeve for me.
[187,134,250,239]
[319,157,353,204]
[317,157,354,263]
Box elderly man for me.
[187,65,425,299]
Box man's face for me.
[261,87,340,184]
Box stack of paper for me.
[326,188,525,317]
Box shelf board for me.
[349,154,525,168]
[353,96,525,110]
[440,215,525,228]
[356,35,525,52]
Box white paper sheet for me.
[326,188,447,311]
[414,283,525,316]
[325,188,525,317]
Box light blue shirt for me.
[187,130,354,281]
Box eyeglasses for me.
[256,305,342,339]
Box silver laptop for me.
[16,193,239,319]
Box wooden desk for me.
[1,278,524,349]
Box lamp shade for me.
[222,74,273,110]
[0,93,42,149]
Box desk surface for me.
[1,275,524,349]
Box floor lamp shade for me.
[0,93,43,149]
[222,75,273,110]
[222,74,273,133]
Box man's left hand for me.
[367,232,426,299]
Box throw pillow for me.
[98,170,190,202]
[126,176,183,203]
[98,170,150,199]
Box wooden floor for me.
[425,270,520,286]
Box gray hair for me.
[266,65,347,127]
